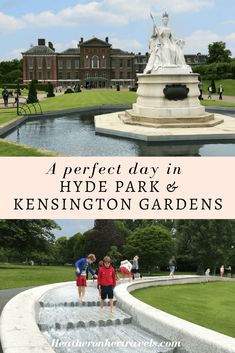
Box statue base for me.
[128,72,211,122]
[95,72,235,142]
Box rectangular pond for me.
[3,109,235,156]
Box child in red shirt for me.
[98,256,116,313]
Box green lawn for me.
[0,139,59,156]
[0,109,17,125]
[132,282,235,337]
[40,89,137,112]
[202,79,235,96]
[0,263,75,289]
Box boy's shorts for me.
[100,285,113,299]
[76,275,86,287]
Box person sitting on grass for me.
[75,253,97,303]
[98,256,117,313]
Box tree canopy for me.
[124,224,175,271]
[207,41,232,64]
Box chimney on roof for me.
[38,38,46,46]
[79,37,84,44]
[105,37,109,43]
[48,41,55,51]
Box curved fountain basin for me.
[114,276,235,353]
[1,276,235,353]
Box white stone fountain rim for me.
[114,275,235,353]
[1,276,235,353]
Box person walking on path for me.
[75,254,97,303]
[132,255,141,280]
[218,84,223,100]
[220,265,225,277]
[2,87,9,107]
[119,259,132,281]
[208,86,212,99]
[169,256,176,278]
[98,256,116,313]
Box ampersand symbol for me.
[167,182,178,192]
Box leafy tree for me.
[27,80,38,103]
[47,82,55,97]
[207,41,231,64]
[0,220,59,253]
[211,79,216,93]
[175,220,235,274]
[108,246,122,268]
[124,224,175,271]
[84,220,126,261]
[53,237,69,264]
[0,59,23,83]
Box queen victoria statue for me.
[144,12,191,74]
[95,10,227,140]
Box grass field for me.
[202,79,235,96]
[39,89,137,112]
[0,139,59,156]
[132,282,235,337]
[0,263,74,289]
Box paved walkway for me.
[0,287,33,353]
[202,94,235,103]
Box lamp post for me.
[16,79,20,116]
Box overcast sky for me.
[53,219,94,238]
[0,0,235,60]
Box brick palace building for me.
[22,37,207,88]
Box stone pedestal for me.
[119,72,223,128]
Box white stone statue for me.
[144,12,191,74]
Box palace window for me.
[75,60,79,69]
[85,56,90,68]
[29,58,33,69]
[101,55,106,68]
[58,59,63,70]
[47,57,51,69]
[66,60,71,70]
[92,55,99,68]
[37,57,42,69]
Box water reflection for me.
[4,110,235,156]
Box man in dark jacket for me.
[2,87,9,107]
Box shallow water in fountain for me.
[3,110,235,156]
[43,325,174,353]
[38,282,178,353]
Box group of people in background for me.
[207,83,223,100]
[1,87,19,107]
[205,265,232,277]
